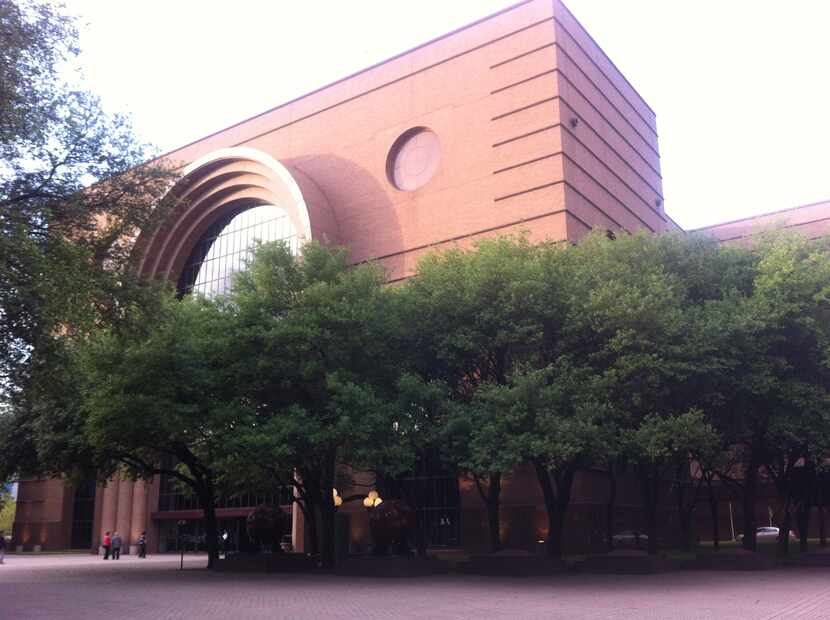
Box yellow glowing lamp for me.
[373,497,383,507]
[332,488,339,499]
[334,495,343,507]
[363,496,374,508]
[368,490,379,501]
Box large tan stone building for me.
[12,0,828,554]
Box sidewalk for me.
[2,553,830,619]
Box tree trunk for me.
[675,465,695,552]
[741,454,759,551]
[706,479,720,550]
[485,473,502,553]
[546,500,568,558]
[318,454,337,568]
[319,498,336,568]
[638,463,660,556]
[200,480,219,570]
[411,473,427,557]
[797,502,810,554]
[677,503,693,552]
[777,503,791,557]
[304,499,320,557]
[533,461,575,559]
[606,465,617,552]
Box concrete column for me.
[291,501,304,553]
[99,477,120,554]
[129,480,148,554]
[115,479,134,554]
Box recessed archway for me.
[135,147,340,284]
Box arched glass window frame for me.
[176,203,299,297]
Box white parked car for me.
[736,526,797,542]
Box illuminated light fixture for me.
[333,488,343,507]
[363,490,383,508]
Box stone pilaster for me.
[115,479,134,553]
[292,494,304,552]
[99,477,119,554]
[129,480,148,554]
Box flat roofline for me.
[153,0,537,163]
[553,0,656,118]
[691,198,830,232]
[666,213,684,232]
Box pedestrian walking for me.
[102,531,112,560]
[137,532,147,558]
[0,530,6,564]
[112,532,122,560]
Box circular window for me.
[387,128,441,191]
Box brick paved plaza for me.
[2,554,830,619]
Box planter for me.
[788,548,830,567]
[693,549,775,571]
[579,550,669,574]
[464,549,567,576]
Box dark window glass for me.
[381,452,461,548]
[157,472,293,512]
[70,480,97,549]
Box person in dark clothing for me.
[102,531,111,560]
[111,532,122,560]
[137,532,147,558]
[0,530,7,564]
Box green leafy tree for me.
[559,232,737,555]
[624,410,719,553]
[708,235,830,553]
[444,383,518,553]
[688,436,736,550]
[0,490,15,534]
[395,237,543,553]
[385,373,453,556]
[471,363,612,558]
[0,0,175,483]
[224,241,401,568]
[80,295,247,568]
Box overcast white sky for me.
[63,0,830,230]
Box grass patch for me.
[0,499,15,534]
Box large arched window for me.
[177,204,298,296]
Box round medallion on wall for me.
[386,127,441,191]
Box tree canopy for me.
[0,0,176,489]
[0,0,175,403]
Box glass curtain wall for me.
[177,204,299,297]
